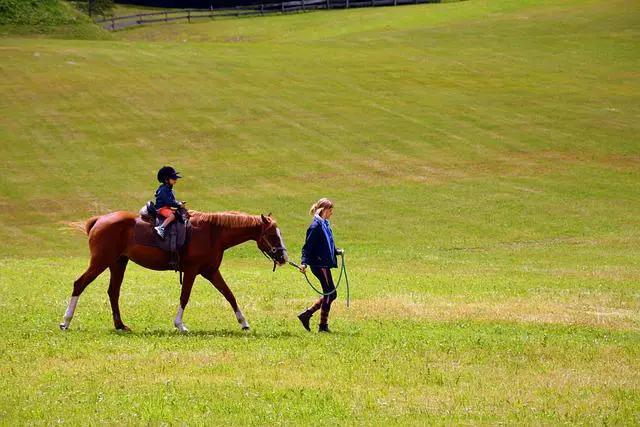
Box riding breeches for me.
[310,266,337,311]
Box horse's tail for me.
[85,216,100,235]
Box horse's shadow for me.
[115,328,299,339]
[112,327,359,339]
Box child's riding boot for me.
[154,225,165,240]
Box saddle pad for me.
[134,218,189,252]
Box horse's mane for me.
[188,210,272,228]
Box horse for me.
[59,210,288,332]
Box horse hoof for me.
[59,323,69,331]
[175,324,189,333]
[242,326,250,331]
[116,325,131,332]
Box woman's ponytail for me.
[309,198,334,216]
[309,202,319,216]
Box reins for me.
[259,248,279,272]
[256,223,351,307]
[288,253,350,307]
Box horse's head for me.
[257,214,288,267]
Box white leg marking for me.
[59,296,79,330]
[235,310,250,330]
[174,306,188,332]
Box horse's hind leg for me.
[59,260,108,330]
[203,269,250,330]
[107,256,130,331]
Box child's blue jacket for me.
[301,216,338,268]
[154,184,180,209]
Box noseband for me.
[258,226,286,271]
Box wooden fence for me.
[96,0,441,30]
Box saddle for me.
[135,202,191,270]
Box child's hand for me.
[336,248,345,255]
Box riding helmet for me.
[157,166,182,183]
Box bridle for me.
[258,225,287,271]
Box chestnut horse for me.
[59,210,288,332]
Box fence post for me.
[111,17,115,30]
[261,4,264,15]
[302,0,305,11]
[394,0,396,5]
[346,0,349,7]
[371,0,374,6]
[281,2,284,12]
[137,13,142,25]
[326,0,330,9]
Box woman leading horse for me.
[59,210,288,332]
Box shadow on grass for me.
[106,327,361,339]
[110,328,300,339]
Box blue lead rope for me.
[288,253,350,307]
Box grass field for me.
[1,0,639,424]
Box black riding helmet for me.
[157,166,182,183]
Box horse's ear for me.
[261,214,270,225]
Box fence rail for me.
[96,0,441,30]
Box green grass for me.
[0,0,108,38]
[0,0,76,25]
[1,0,639,423]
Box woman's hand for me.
[299,264,307,274]
[336,248,345,255]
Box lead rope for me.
[288,253,350,307]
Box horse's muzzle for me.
[276,250,288,266]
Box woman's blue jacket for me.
[301,216,338,268]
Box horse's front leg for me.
[202,268,250,330]
[174,268,198,333]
